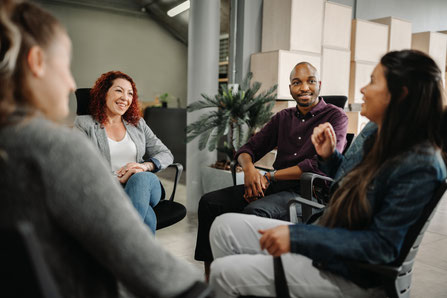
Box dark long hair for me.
[0,0,64,125]
[89,71,141,126]
[320,50,444,229]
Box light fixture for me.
[167,0,190,17]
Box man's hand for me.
[243,166,268,202]
[259,225,291,256]
[311,122,337,160]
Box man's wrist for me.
[270,170,277,182]
[243,163,257,173]
[264,172,271,184]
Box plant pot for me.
[201,165,244,194]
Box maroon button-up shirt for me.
[235,98,348,176]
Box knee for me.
[198,192,215,214]
[209,213,246,252]
[127,172,159,187]
[209,214,230,244]
[209,257,234,287]
[243,204,272,218]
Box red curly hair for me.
[89,71,141,126]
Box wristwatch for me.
[270,170,277,182]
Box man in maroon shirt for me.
[195,62,348,278]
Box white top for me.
[107,131,137,173]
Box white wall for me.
[357,0,447,32]
[41,3,188,124]
[331,0,447,33]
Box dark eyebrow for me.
[115,85,133,93]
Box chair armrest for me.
[166,163,183,201]
[288,196,325,223]
[300,172,334,203]
[230,160,238,186]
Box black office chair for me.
[74,88,186,230]
[230,95,354,186]
[0,222,62,298]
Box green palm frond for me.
[186,71,277,160]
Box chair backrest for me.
[75,88,91,116]
[395,180,447,267]
[322,95,354,155]
[349,179,447,297]
[0,222,62,298]
[322,95,347,109]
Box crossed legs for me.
[124,171,162,233]
[209,213,384,298]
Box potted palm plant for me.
[186,72,277,192]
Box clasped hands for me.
[116,162,154,184]
[243,167,270,203]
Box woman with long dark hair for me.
[208,50,446,297]
[0,1,201,296]
[75,71,172,234]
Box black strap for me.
[273,256,290,298]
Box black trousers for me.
[194,180,300,262]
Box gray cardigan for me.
[0,115,201,298]
[74,115,173,171]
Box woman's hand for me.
[118,167,143,184]
[311,122,337,160]
[116,162,154,178]
[116,162,155,184]
[259,225,290,256]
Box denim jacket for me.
[289,122,447,287]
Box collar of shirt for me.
[294,97,327,119]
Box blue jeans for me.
[124,172,162,234]
[242,190,302,220]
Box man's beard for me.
[296,96,318,107]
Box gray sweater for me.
[0,115,201,298]
[74,115,173,171]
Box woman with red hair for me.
[75,71,173,234]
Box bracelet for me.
[270,170,277,182]
[263,172,271,183]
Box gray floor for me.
[156,167,447,297]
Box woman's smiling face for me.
[360,63,391,126]
[105,78,134,118]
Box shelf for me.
[219,61,229,66]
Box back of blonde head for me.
[0,0,21,121]
[0,0,63,125]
